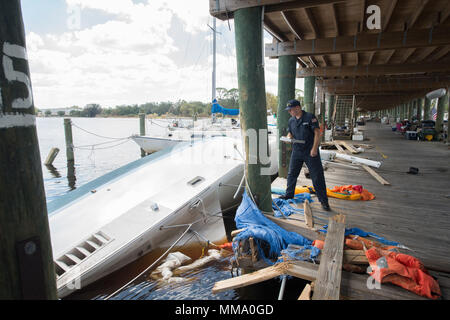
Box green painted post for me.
[235,7,272,213]
[277,55,297,178]
[0,0,57,299]
[64,118,74,162]
[423,97,431,120]
[435,92,447,139]
[327,94,335,126]
[139,113,146,157]
[407,101,413,120]
[304,76,316,114]
[416,98,422,121]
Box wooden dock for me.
[216,122,450,300]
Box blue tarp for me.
[233,191,313,264]
[280,244,321,263]
[211,99,239,116]
[272,193,313,218]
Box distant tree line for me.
[43,87,303,118]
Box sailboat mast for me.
[211,18,217,123]
[212,17,216,101]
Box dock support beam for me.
[0,0,57,299]
[423,97,431,120]
[327,94,335,127]
[416,98,423,121]
[407,101,413,121]
[235,7,272,212]
[304,76,316,114]
[435,91,447,139]
[277,55,297,178]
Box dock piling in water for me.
[139,113,146,157]
[64,118,74,162]
[44,147,59,166]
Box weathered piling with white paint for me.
[0,0,57,299]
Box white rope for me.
[104,223,194,300]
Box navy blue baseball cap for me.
[285,99,301,110]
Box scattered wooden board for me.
[303,200,314,228]
[263,214,325,241]
[338,140,360,154]
[298,283,313,300]
[312,214,346,300]
[344,250,368,265]
[362,165,391,186]
[333,141,346,153]
[212,263,287,294]
[285,260,319,281]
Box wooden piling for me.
[277,55,296,178]
[139,113,146,157]
[435,92,447,139]
[234,7,272,212]
[327,94,335,127]
[423,97,431,120]
[304,76,316,114]
[0,0,57,299]
[44,147,59,166]
[64,118,74,162]
[416,98,423,121]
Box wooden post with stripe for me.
[0,0,57,299]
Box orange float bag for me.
[365,247,441,299]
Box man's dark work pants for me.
[286,150,328,204]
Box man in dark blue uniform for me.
[279,99,330,211]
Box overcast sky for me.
[22,0,303,109]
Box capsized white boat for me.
[48,135,278,298]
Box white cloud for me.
[25,0,302,109]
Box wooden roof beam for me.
[329,3,343,67]
[303,7,320,38]
[297,62,450,78]
[210,0,345,20]
[427,45,450,62]
[281,11,302,40]
[383,0,397,31]
[407,0,429,30]
[265,26,450,57]
[359,0,366,32]
[368,51,375,65]
[384,49,396,64]
[317,75,450,94]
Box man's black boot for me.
[321,202,331,211]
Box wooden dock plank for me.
[362,165,391,185]
[312,214,346,300]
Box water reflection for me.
[45,164,61,178]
